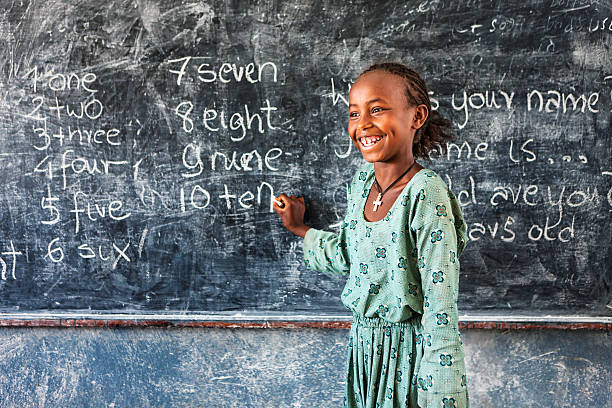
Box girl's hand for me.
[273,193,310,238]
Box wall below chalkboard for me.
[0,327,610,407]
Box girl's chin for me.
[357,145,379,156]
[353,142,383,162]
[359,153,382,163]
[357,143,384,159]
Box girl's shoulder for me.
[409,168,463,225]
[410,168,450,198]
[354,162,375,181]
[348,162,375,194]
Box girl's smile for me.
[358,134,384,149]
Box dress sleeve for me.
[414,218,469,408]
[301,167,362,277]
[302,223,350,277]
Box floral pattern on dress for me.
[440,353,453,366]
[436,203,448,217]
[369,283,381,295]
[377,304,389,317]
[443,397,457,408]
[436,312,449,325]
[417,188,426,200]
[417,256,426,269]
[432,271,445,284]
[431,229,444,243]
[359,263,368,274]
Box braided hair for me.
[359,62,454,160]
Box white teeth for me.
[360,136,382,147]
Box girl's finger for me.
[273,198,285,208]
[275,193,291,208]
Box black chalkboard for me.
[0,0,610,318]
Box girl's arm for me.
[274,191,351,277]
[415,217,469,408]
[301,223,350,276]
[273,194,310,238]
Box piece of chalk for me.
[273,199,285,208]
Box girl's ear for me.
[413,104,429,129]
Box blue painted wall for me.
[0,328,610,407]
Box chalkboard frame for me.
[1,0,611,325]
[1,311,611,330]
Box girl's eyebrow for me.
[348,97,387,107]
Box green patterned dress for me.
[303,163,470,408]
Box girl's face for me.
[348,70,427,165]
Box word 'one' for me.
[23,66,98,93]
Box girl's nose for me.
[357,113,372,132]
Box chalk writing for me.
[174,100,279,141]
[167,57,278,86]
[452,89,515,129]
[527,90,599,114]
[0,241,23,280]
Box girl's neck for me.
[373,158,423,190]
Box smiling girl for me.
[274,62,469,408]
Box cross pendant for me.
[372,193,383,212]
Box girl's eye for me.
[349,112,359,118]
[372,107,384,114]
